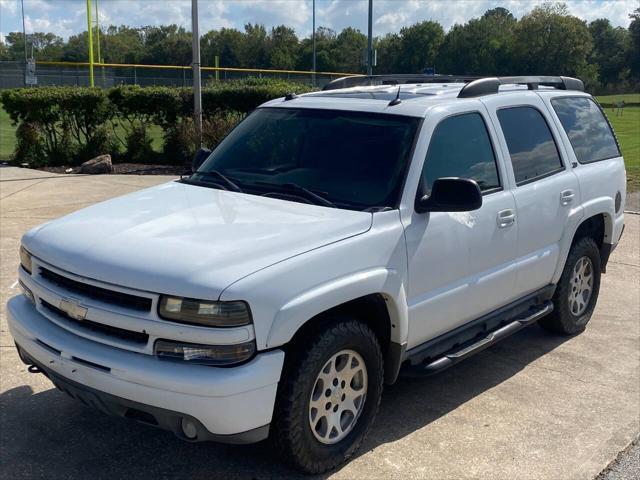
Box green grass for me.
[602,106,640,191]
[0,107,16,161]
[596,93,640,105]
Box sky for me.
[0,0,637,43]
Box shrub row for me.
[1,78,314,167]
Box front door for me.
[403,106,518,349]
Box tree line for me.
[1,3,639,93]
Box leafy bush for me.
[125,123,155,163]
[1,87,114,165]
[1,79,315,166]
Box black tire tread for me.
[272,318,384,474]
[540,236,601,335]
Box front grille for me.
[41,299,149,345]
[39,267,152,312]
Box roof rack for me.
[322,74,478,91]
[457,76,584,98]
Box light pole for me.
[191,0,203,146]
[20,0,27,86]
[312,0,316,86]
[367,0,373,76]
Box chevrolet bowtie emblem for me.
[59,298,88,321]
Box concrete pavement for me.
[1,166,638,479]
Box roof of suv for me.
[261,75,589,118]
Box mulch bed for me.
[38,163,185,176]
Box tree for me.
[331,27,367,73]
[268,25,299,70]
[242,23,269,68]
[201,28,244,67]
[628,8,640,79]
[437,8,516,75]
[513,3,593,77]
[375,33,402,73]
[397,21,444,73]
[3,31,63,60]
[588,19,628,86]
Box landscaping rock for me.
[80,154,112,174]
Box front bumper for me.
[7,295,284,443]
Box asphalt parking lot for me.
[1,166,638,479]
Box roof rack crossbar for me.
[322,74,479,91]
[457,76,584,98]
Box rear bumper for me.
[7,295,284,443]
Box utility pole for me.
[86,0,94,87]
[20,0,27,86]
[312,0,316,87]
[191,0,203,145]
[367,0,373,76]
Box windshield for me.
[191,108,421,210]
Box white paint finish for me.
[7,295,283,435]
[482,92,583,296]
[7,84,627,440]
[403,191,519,347]
[21,181,372,300]
[221,209,409,350]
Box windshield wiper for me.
[193,170,243,192]
[254,181,336,208]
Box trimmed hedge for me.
[1,78,314,166]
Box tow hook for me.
[27,364,42,374]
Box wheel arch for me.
[274,292,407,385]
[553,210,612,283]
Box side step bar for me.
[403,302,553,377]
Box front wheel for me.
[272,318,384,474]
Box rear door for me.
[483,92,582,297]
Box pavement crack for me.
[0,178,49,201]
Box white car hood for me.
[23,181,372,299]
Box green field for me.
[0,107,16,161]
[1,100,638,190]
[596,93,640,105]
[602,106,640,191]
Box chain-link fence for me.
[0,61,353,89]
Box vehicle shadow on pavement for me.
[0,325,568,480]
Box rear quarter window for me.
[551,97,620,164]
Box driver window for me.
[421,112,500,195]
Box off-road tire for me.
[540,236,601,335]
[272,317,384,474]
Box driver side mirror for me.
[191,147,212,173]
[415,177,482,213]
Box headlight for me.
[158,296,252,327]
[154,339,256,366]
[20,246,32,274]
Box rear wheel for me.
[540,236,601,335]
[272,318,383,474]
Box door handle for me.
[497,209,515,228]
[561,189,575,205]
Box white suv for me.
[9,75,626,473]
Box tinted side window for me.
[551,97,620,164]
[422,112,500,194]
[497,107,563,185]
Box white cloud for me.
[0,0,636,42]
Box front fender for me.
[266,268,408,348]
